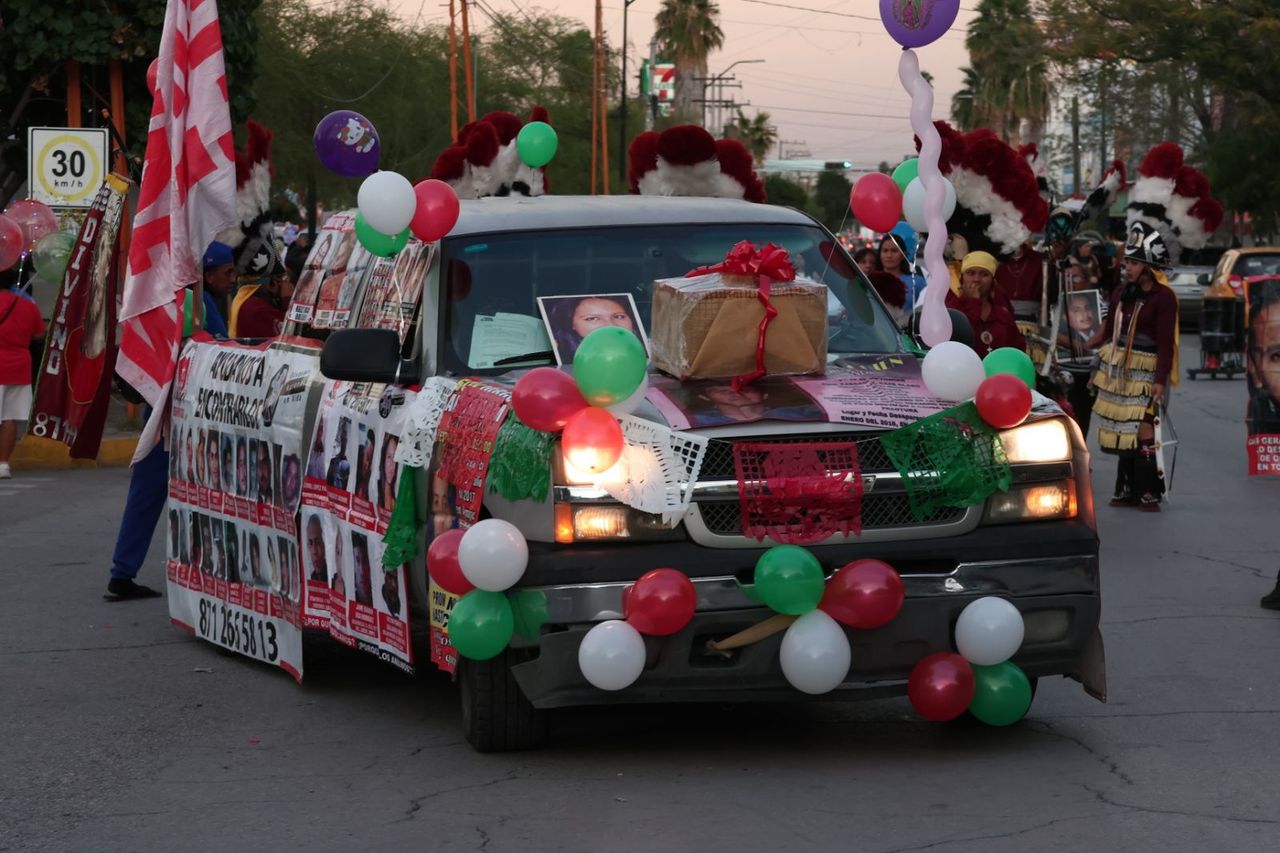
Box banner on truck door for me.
[165,338,321,681]
[300,381,415,672]
[354,242,431,342]
[1246,277,1280,475]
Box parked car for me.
[1168,266,1213,329]
[316,196,1104,751]
[1209,247,1280,297]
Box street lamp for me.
[618,0,637,181]
[702,59,765,134]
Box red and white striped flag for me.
[117,0,236,418]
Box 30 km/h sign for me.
[27,127,110,208]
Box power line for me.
[754,104,913,120]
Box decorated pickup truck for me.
[167,194,1104,752]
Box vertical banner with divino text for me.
[300,381,415,672]
[165,338,321,681]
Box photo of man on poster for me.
[1247,278,1280,437]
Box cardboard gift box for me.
[650,243,828,382]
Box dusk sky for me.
[390,0,980,172]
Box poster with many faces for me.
[165,339,321,681]
[300,380,416,672]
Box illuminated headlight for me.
[554,503,682,543]
[559,455,600,486]
[1000,419,1072,463]
[984,481,1077,523]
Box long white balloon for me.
[898,48,952,347]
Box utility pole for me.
[645,38,657,131]
[448,0,459,136]
[460,0,475,121]
[1071,95,1080,196]
[618,0,635,181]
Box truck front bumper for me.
[510,535,1104,709]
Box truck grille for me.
[695,495,965,536]
[693,432,965,537]
[698,431,894,481]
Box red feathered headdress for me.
[1126,141,1222,262]
[628,125,766,202]
[429,107,552,199]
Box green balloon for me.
[508,588,549,642]
[891,158,920,195]
[983,347,1036,390]
[447,590,514,660]
[754,545,825,615]
[516,121,558,168]
[355,212,410,258]
[32,230,75,282]
[182,288,194,337]
[968,661,1033,726]
[572,326,647,407]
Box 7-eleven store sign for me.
[653,63,675,116]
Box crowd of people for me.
[855,217,1179,513]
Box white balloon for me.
[458,519,529,592]
[606,373,650,416]
[779,610,851,695]
[578,620,646,691]
[955,597,1025,666]
[902,176,957,232]
[921,340,986,401]
[357,170,416,235]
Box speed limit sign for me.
[27,127,110,208]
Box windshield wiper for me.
[492,350,555,366]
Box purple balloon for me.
[879,0,960,49]
[313,110,381,178]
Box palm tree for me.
[962,0,1050,142]
[654,0,725,122]
[732,110,776,165]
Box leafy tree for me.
[0,1,261,205]
[763,174,820,220]
[653,0,724,123]
[814,170,853,233]
[957,0,1049,142]
[731,110,776,165]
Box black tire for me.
[459,648,550,752]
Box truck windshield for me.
[441,223,902,373]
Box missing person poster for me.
[300,381,415,672]
[354,242,432,341]
[1246,277,1280,475]
[166,339,322,681]
[288,212,356,326]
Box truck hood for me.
[493,353,1062,439]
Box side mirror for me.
[1197,273,1210,286]
[320,328,420,384]
[908,307,976,350]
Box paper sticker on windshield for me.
[537,292,649,365]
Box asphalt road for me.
[3,337,1279,852]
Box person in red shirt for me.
[0,272,47,478]
[945,251,1025,357]
[994,242,1045,323]
[236,268,295,339]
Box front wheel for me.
[459,648,550,752]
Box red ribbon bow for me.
[687,241,797,390]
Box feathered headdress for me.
[916,122,1049,258]
[216,120,283,278]
[430,107,552,199]
[1125,142,1222,266]
[628,125,766,202]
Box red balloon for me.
[410,179,461,242]
[146,58,160,96]
[624,568,697,636]
[561,407,625,474]
[0,215,22,271]
[908,652,976,721]
[975,374,1033,429]
[427,529,473,596]
[512,367,588,433]
[820,559,904,629]
[849,173,903,233]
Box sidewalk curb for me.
[11,435,140,470]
